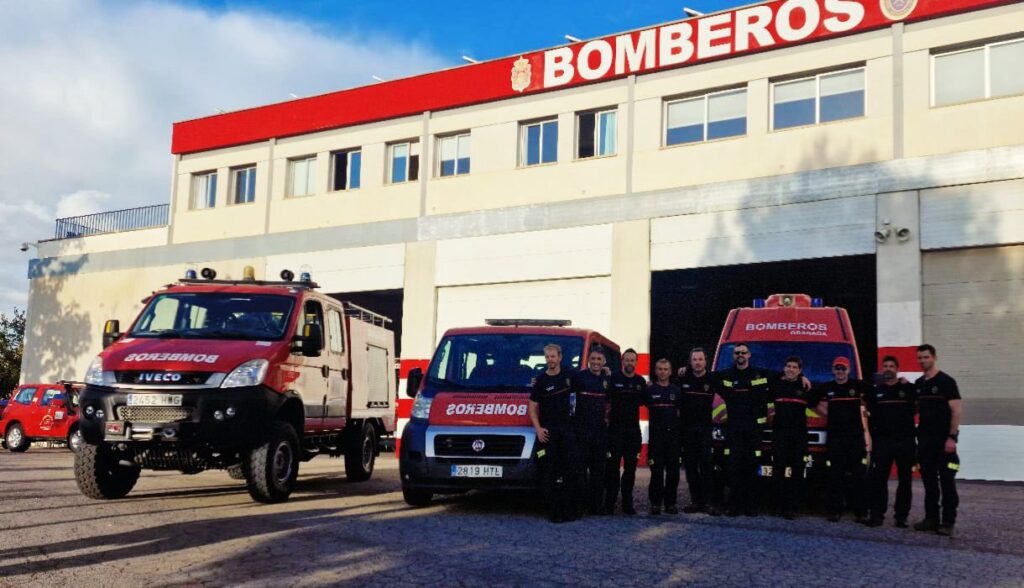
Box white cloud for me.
[0,0,447,309]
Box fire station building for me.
[23,0,1024,479]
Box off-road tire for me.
[5,423,29,453]
[67,426,84,454]
[402,485,433,507]
[241,420,299,503]
[344,421,377,482]
[74,444,141,499]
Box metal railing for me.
[53,204,169,239]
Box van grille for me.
[114,372,211,386]
[433,434,525,458]
[116,406,193,423]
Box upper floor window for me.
[388,140,420,184]
[933,38,1024,106]
[665,88,747,146]
[520,118,558,166]
[437,133,470,177]
[772,67,865,130]
[332,149,361,191]
[190,171,217,210]
[289,156,317,197]
[232,166,256,204]
[576,109,617,159]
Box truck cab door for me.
[298,298,330,433]
[39,388,70,437]
[323,306,348,430]
[25,388,47,436]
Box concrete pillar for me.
[875,191,922,373]
[610,219,651,372]
[400,240,437,362]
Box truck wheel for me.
[5,423,29,453]
[67,426,84,454]
[226,464,246,480]
[345,421,377,482]
[242,420,299,503]
[402,485,433,507]
[74,444,141,499]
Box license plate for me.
[127,393,183,407]
[450,464,503,478]
[758,465,773,477]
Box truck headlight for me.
[410,393,433,420]
[221,359,269,388]
[84,356,114,386]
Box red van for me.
[2,383,82,452]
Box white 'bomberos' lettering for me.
[734,6,775,52]
[124,353,219,363]
[544,47,575,88]
[444,403,529,416]
[823,0,864,32]
[614,30,656,75]
[697,12,733,59]
[577,40,614,80]
[776,0,820,42]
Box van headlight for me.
[84,356,114,386]
[221,359,269,388]
[410,393,433,419]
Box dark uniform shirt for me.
[771,376,811,433]
[530,369,578,429]
[678,371,715,428]
[609,372,647,431]
[714,367,774,429]
[816,379,868,437]
[644,383,682,430]
[574,369,611,432]
[866,381,917,438]
[915,371,960,437]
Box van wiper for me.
[137,329,184,338]
[181,329,255,340]
[427,377,464,389]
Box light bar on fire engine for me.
[484,319,573,327]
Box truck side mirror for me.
[406,367,423,398]
[102,320,121,348]
[301,324,323,357]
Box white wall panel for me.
[265,244,404,293]
[650,196,875,271]
[921,179,1024,250]
[435,225,613,287]
[435,278,612,343]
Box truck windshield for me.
[427,334,585,391]
[715,342,859,384]
[129,293,296,341]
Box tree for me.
[0,308,26,396]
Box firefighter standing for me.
[574,348,612,516]
[605,348,647,515]
[913,344,962,537]
[770,356,812,520]
[815,356,871,523]
[644,359,682,515]
[677,347,718,515]
[529,344,582,523]
[865,355,917,528]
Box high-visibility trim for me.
[712,404,727,418]
[756,417,768,424]
[724,449,731,456]
[751,377,768,386]
[755,450,762,457]
[948,462,960,471]
[722,380,734,388]
[536,449,547,458]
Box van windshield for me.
[427,334,585,391]
[715,342,859,383]
[129,293,296,341]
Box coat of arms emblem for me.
[880,0,918,21]
[510,56,532,93]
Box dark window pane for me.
[577,112,595,158]
[666,124,704,145]
[457,157,470,175]
[391,155,407,183]
[707,117,746,140]
[542,121,558,163]
[208,174,217,208]
[349,152,361,189]
[333,153,348,190]
[773,98,815,129]
[820,90,864,122]
[410,155,419,181]
[525,125,541,165]
[440,160,455,176]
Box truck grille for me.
[433,434,525,458]
[114,371,211,386]
[116,406,193,423]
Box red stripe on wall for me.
[636,353,650,377]
[878,347,920,371]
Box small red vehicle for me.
[2,383,83,453]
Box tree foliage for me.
[1,308,26,396]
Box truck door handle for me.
[321,365,330,378]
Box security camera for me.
[19,243,29,252]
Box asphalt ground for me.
[1,448,1023,587]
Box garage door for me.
[923,244,1024,480]
[435,278,612,343]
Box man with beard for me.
[605,348,647,515]
[864,355,917,528]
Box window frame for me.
[14,388,36,405]
[436,132,471,178]
[230,165,257,205]
[330,148,362,191]
[769,65,866,131]
[575,107,618,160]
[663,86,748,147]
[931,37,1024,107]
[288,155,318,198]
[190,171,218,210]
[327,308,346,354]
[386,140,420,184]
[519,118,559,167]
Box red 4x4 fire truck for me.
[76,268,396,503]
[2,382,82,453]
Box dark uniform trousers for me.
[917,435,960,525]
[870,435,915,521]
[605,427,641,509]
[772,430,806,514]
[826,435,867,516]
[726,426,761,511]
[576,429,608,513]
[648,426,681,509]
[681,425,715,507]
[536,427,582,519]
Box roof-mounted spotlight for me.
[564,34,582,43]
[200,267,217,280]
[683,7,704,17]
[280,269,295,282]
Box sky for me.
[0,0,740,312]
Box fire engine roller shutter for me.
[922,245,1024,481]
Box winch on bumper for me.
[78,384,278,449]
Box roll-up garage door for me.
[923,245,1024,480]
